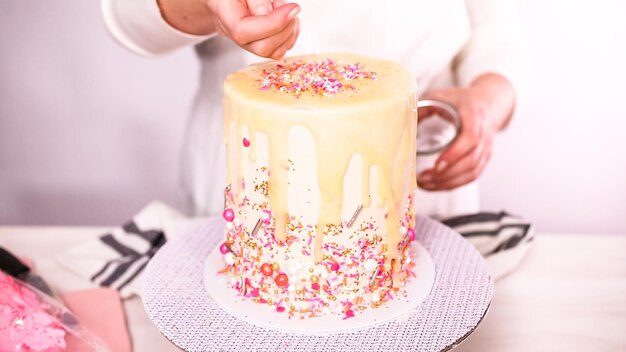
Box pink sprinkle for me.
[276,306,286,313]
[330,263,340,272]
[219,242,230,254]
[257,59,377,98]
[311,283,320,291]
[344,309,355,320]
[223,208,235,222]
[250,288,260,297]
[407,228,416,241]
[243,138,251,147]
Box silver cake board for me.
[142,216,493,352]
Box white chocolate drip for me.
[224,53,417,282]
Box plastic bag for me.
[0,271,109,351]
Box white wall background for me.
[1,1,625,233]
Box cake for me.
[218,53,418,319]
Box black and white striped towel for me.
[440,211,534,280]
[57,203,532,298]
[56,201,184,298]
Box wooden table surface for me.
[1,226,625,352]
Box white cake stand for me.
[142,216,493,352]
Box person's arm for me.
[101,0,213,56]
[456,0,529,103]
[156,0,216,35]
[417,0,529,191]
[102,0,300,58]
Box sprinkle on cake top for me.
[258,58,378,97]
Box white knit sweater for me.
[102,0,528,217]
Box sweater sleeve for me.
[101,0,214,56]
[456,0,530,98]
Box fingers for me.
[419,151,490,191]
[287,16,300,49]
[417,131,493,191]
[432,100,485,173]
[268,18,300,59]
[250,17,299,58]
[432,126,475,174]
[212,1,300,58]
[272,0,287,8]
[246,0,273,16]
[230,3,300,45]
[435,141,485,183]
[417,105,438,122]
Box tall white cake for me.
[219,53,418,318]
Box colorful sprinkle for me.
[275,273,289,288]
[223,252,235,266]
[220,180,418,318]
[407,228,416,241]
[239,273,247,294]
[258,59,377,97]
[347,204,364,228]
[222,208,235,222]
[251,218,263,236]
[260,263,274,277]
[369,266,380,287]
[243,137,251,147]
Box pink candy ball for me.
[243,138,251,147]
[345,309,355,318]
[274,273,289,288]
[223,208,235,222]
[407,228,416,241]
[330,263,340,272]
[276,306,286,313]
[219,242,230,254]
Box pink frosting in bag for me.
[0,271,66,351]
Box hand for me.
[416,73,515,191]
[207,0,300,59]
[158,0,300,59]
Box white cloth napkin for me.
[56,201,184,298]
[439,211,535,280]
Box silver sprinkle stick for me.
[347,204,364,228]
[224,184,231,209]
[369,265,380,287]
[239,272,247,294]
[251,218,263,237]
[398,234,410,253]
